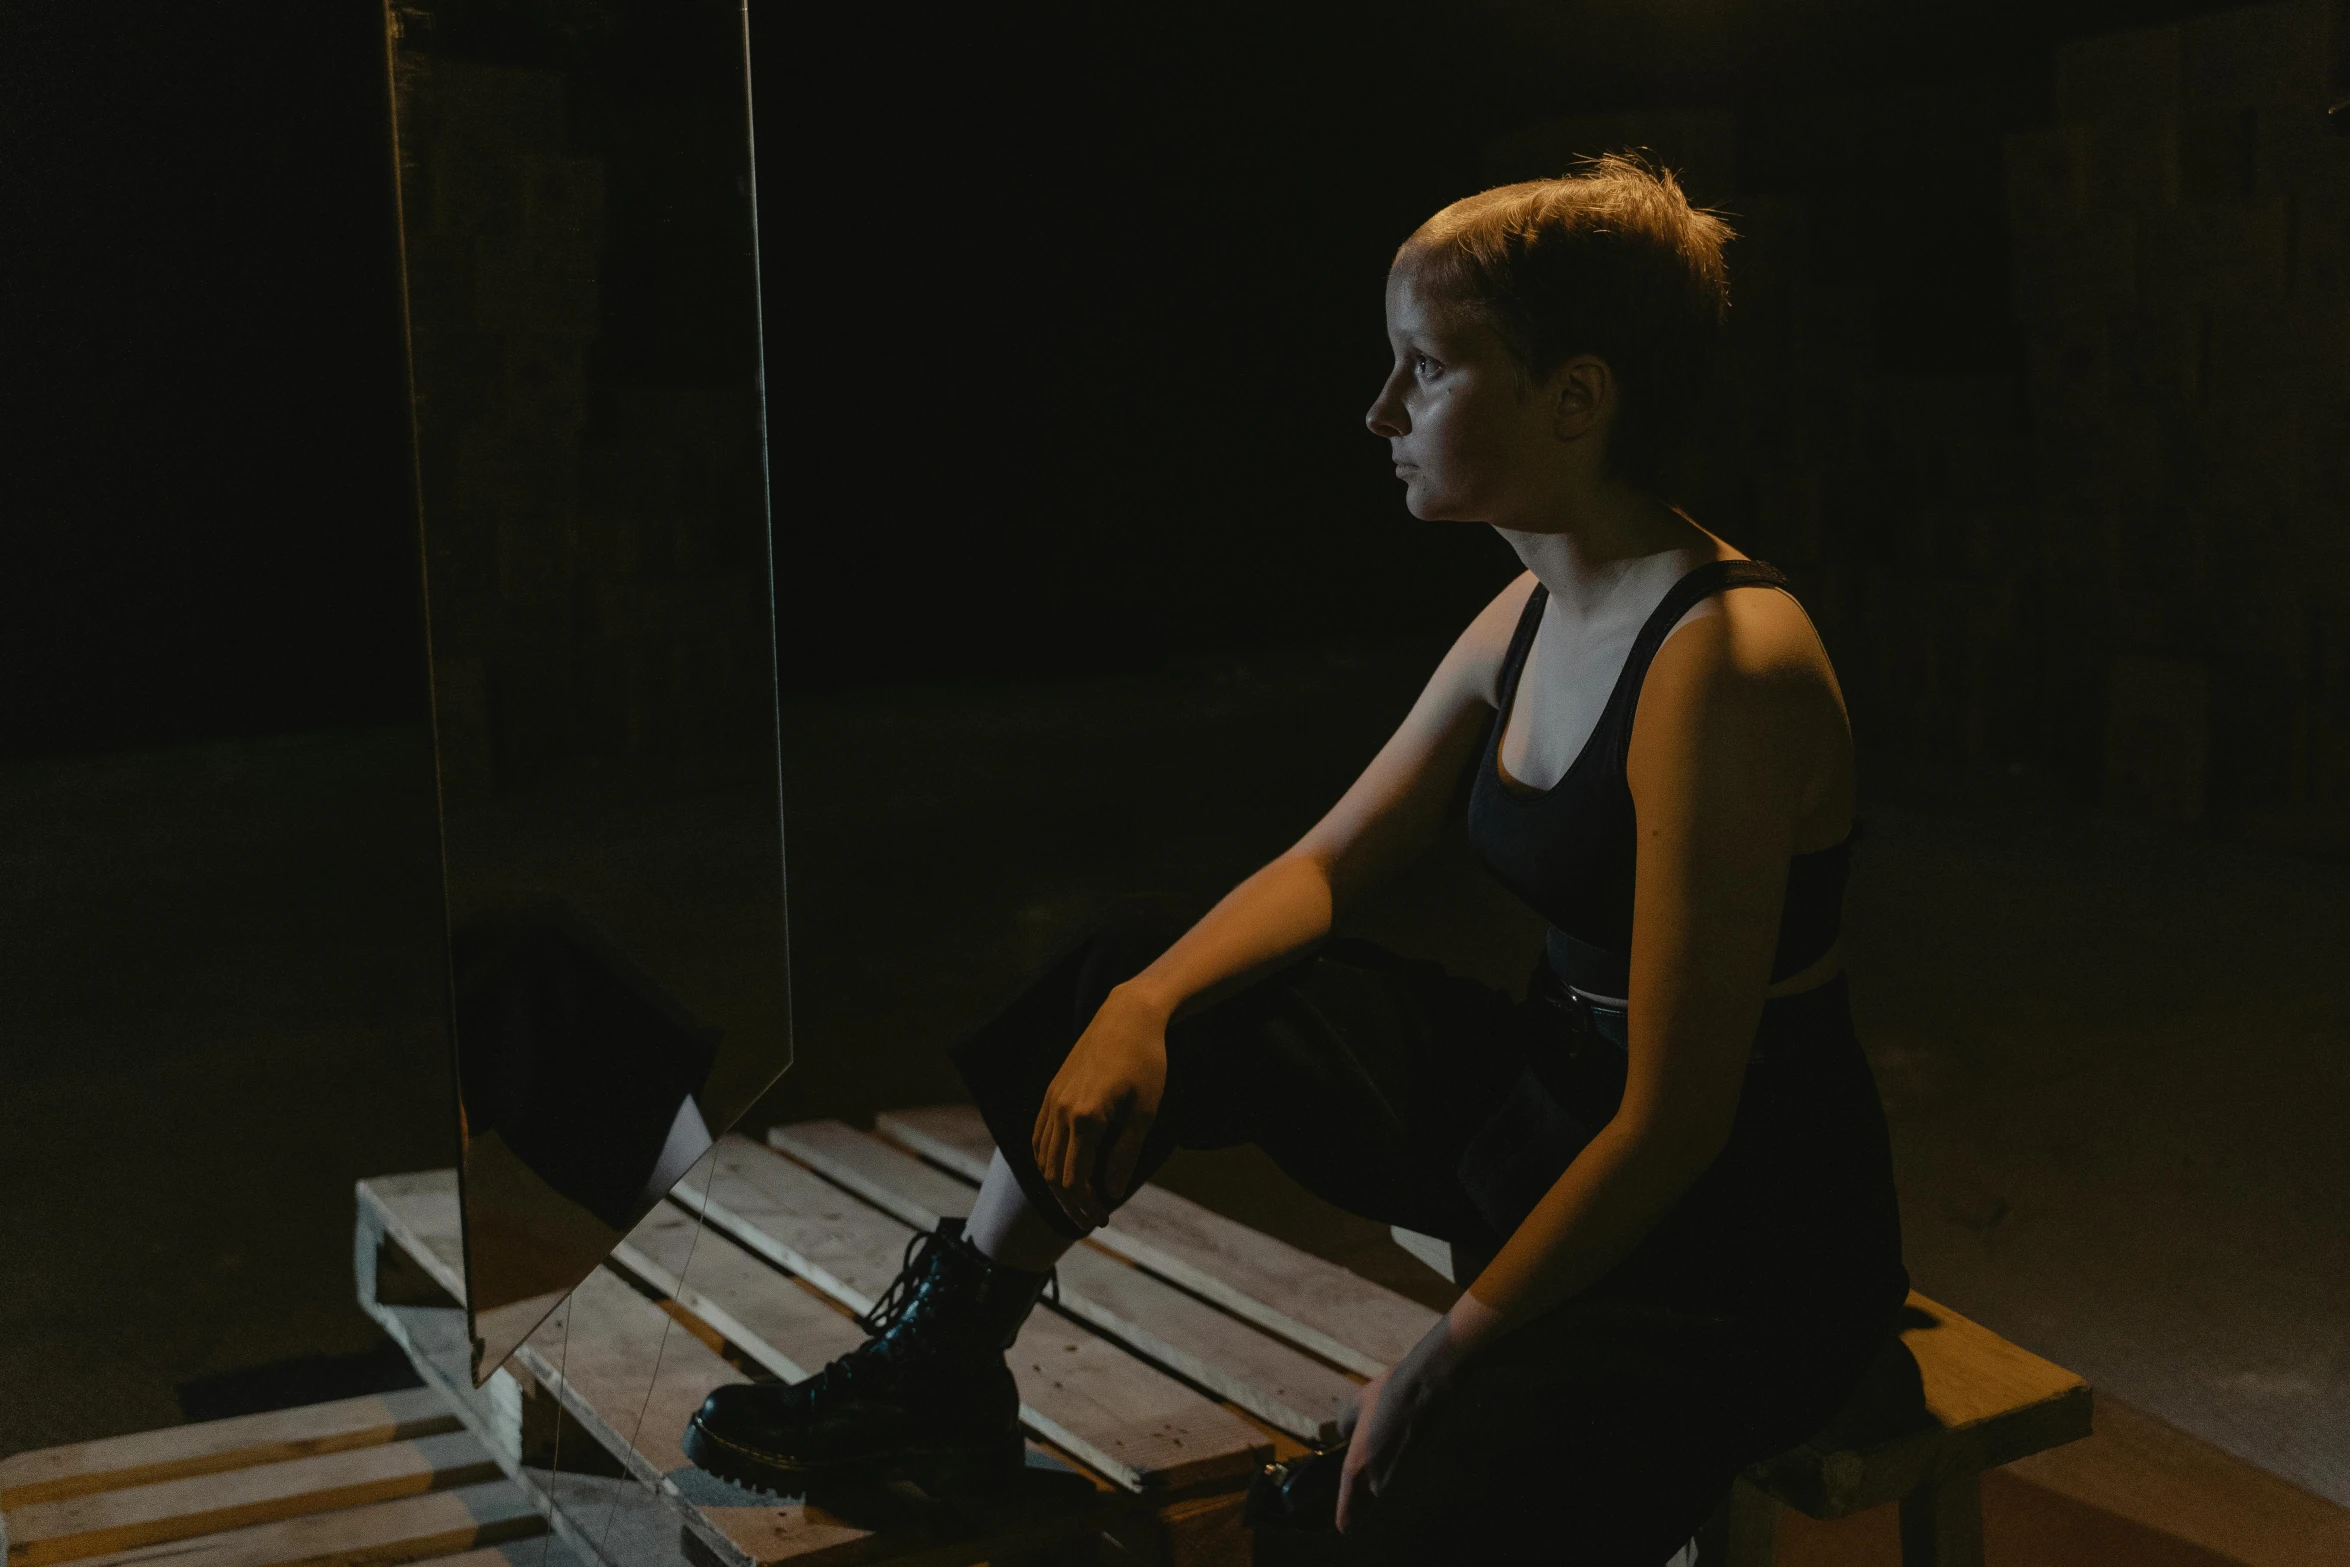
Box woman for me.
[685,155,1907,1563]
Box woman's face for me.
[1365,268,1562,525]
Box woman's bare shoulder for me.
[1437,570,1542,711]
[1632,581,1852,821]
[1650,575,1838,688]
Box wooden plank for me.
[519,1265,1105,1567]
[65,1478,542,1567]
[509,1270,795,1567]
[0,1388,461,1510]
[675,1136,1270,1492]
[617,1205,1135,1565]
[355,1173,564,1388]
[4,1431,499,1566]
[1750,1292,2092,1518]
[771,1121,1359,1443]
[875,1105,1439,1378]
[355,1182,695,1567]
[1387,1226,1454,1284]
[1907,1294,2089,1439]
[762,1122,988,1244]
[512,1268,743,1489]
[356,1170,951,1567]
[611,1202,868,1383]
[358,1173,469,1304]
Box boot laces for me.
[798,1228,1057,1408]
[853,1228,1060,1337]
[855,1228,938,1336]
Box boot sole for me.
[681,1412,1024,1500]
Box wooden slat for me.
[518,1262,1100,1567]
[1904,1295,2087,1439]
[611,1202,869,1383]
[875,1105,1439,1378]
[5,1431,498,1566]
[356,1169,1030,1567]
[357,1173,469,1304]
[353,1192,691,1567]
[0,1388,460,1510]
[1752,1292,2092,1518]
[675,1136,1271,1491]
[772,1120,1359,1443]
[527,1265,1041,1566]
[512,1268,744,1489]
[1387,1226,1454,1283]
[508,1269,807,1567]
[685,1505,1097,1567]
[616,1203,1134,1563]
[65,1478,541,1567]
[355,1172,566,1389]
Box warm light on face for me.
[1365,268,1559,527]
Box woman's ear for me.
[1548,355,1615,444]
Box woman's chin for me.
[1402,487,1468,524]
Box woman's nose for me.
[1365,371,1408,438]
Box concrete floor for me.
[3,645,2345,1520]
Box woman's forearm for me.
[1454,1116,1725,1348]
[1112,853,1336,1023]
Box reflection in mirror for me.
[384,0,788,1385]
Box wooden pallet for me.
[0,1388,567,1567]
[349,1106,1443,1565]
[9,1101,2105,1567]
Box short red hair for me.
[1398,154,1733,492]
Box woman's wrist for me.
[1105,976,1179,1027]
[1438,1287,1507,1367]
[1384,1289,1496,1402]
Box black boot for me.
[682,1218,1051,1497]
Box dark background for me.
[7,0,2350,1520]
[0,0,2270,766]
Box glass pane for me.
[384,0,789,1385]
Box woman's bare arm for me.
[1118,577,1534,1017]
[1456,587,1847,1328]
[1034,574,1537,1224]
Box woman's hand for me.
[1032,983,1170,1229]
[1333,1366,1395,1534]
[1334,1292,1502,1534]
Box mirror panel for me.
[384,0,788,1384]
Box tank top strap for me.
[1492,578,1550,723]
[1590,558,1790,758]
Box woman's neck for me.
[1493,493,1717,619]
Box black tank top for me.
[1465,559,1852,999]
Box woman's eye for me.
[1412,353,1440,379]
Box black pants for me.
[952,904,1908,1565]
